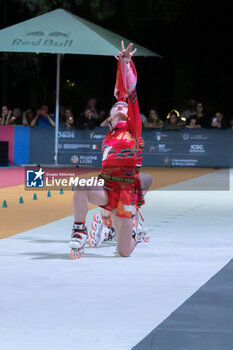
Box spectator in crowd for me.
[100,110,148,128]
[97,110,108,126]
[145,109,164,128]
[10,108,23,125]
[99,110,110,127]
[0,105,13,125]
[140,112,147,128]
[22,108,36,126]
[211,112,229,129]
[164,110,183,130]
[59,105,66,123]
[230,118,233,129]
[75,107,97,129]
[87,97,99,119]
[63,107,75,129]
[185,116,201,128]
[193,102,209,128]
[180,99,197,120]
[30,105,55,127]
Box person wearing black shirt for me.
[75,107,97,129]
[211,112,230,129]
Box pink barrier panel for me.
[0,167,24,188]
[0,126,14,163]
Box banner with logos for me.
[29,126,233,167]
[142,128,233,167]
[58,127,106,166]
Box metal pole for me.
[2,0,8,105]
[54,53,61,165]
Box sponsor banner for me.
[142,129,233,167]
[145,142,209,156]
[29,126,233,167]
[57,126,105,166]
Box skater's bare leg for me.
[132,173,152,225]
[73,188,88,222]
[139,173,153,195]
[73,180,108,222]
[112,211,135,257]
[101,209,112,226]
[102,209,111,216]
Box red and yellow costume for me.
[99,58,145,218]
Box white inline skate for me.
[69,223,88,259]
[134,221,151,243]
[88,214,115,248]
[88,212,150,248]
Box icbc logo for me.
[191,144,203,150]
[189,144,205,153]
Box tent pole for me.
[54,53,61,165]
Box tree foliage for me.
[0,0,232,114]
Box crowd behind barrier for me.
[1,97,233,167]
[1,98,233,130]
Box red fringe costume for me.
[99,58,145,218]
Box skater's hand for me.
[115,40,137,63]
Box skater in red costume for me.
[88,137,152,248]
[70,41,152,259]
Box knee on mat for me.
[118,247,131,258]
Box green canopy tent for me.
[0,8,161,164]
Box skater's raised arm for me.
[115,41,142,141]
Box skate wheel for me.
[91,221,98,230]
[103,230,109,240]
[90,229,96,238]
[70,248,78,260]
[143,236,151,243]
[93,213,101,223]
[88,237,96,248]
[70,248,83,260]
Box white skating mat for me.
[0,170,233,350]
